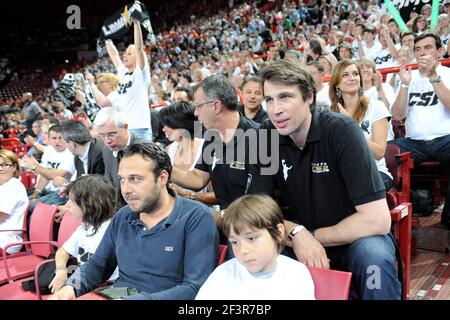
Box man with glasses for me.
[170,75,259,215]
[93,108,150,207]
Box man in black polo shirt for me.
[248,59,401,300]
[171,75,259,212]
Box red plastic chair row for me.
[0,212,81,300]
[385,144,414,300]
[0,203,56,285]
[20,171,38,189]
[0,138,20,151]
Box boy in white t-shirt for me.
[196,194,315,300]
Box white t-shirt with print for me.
[117,64,152,132]
[195,254,315,300]
[40,146,75,192]
[363,42,382,63]
[0,178,28,253]
[63,220,118,281]
[398,65,450,140]
[359,99,393,179]
[373,44,401,67]
[106,91,121,109]
[364,83,396,141]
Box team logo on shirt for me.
[374,54,392,65]
[360,120,370,135]
[409,91,439,107]
[311,162,330,174]
[230,161,245,170]
[46,161,61,169]
[118,80,132,94]
[281,159,293,181]
[211,152,220,171]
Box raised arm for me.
[85,73,112,108]
[133,19,146,70]
[106,39,123,71]
[391,65,412,119]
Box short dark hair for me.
[240,76,262,90]
[401,32,415,42]
[259,59,317,112]
[174,86,192,100]
[122,143,172,188]
[388,18,398,25]
[307,61,325,73]
[192,75,239,111]
[159,101,197,136]
[62,120,92,145]
[363,26,376,34]
[414,32,442,50]
[48,124,63,135]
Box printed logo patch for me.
[311,162,330,173]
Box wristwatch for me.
[190,192,196,200]
[288,225,305,241]
[430,75,442,83]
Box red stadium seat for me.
[307,266,352,300]
[385,144,414,299]
[217,245,227,266]
[0,211,81,300]
[0,203,56,285]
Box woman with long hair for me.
[329,60,393,190]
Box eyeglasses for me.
[0,163,13,169]
[193,101,216,109]
[98,130,121,140]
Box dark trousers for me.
[389,134,450,225]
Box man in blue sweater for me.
[49,143,219,300]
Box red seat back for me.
[29,203,57,257]
[307,266,352,300]
[385,144,402,188]
[216,245,227,266]
[57,212,82,247]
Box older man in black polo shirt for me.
[248,59,401,300]
[170,75,260,213]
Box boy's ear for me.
[277,223,285,238]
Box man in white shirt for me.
[391,33,450,229]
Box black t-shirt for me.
[195,115,260,209]
[248,109,385,230]
[238,104,269,124]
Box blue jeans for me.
[327,234,401,300]
[389,135,450,222]
[129,128,152,141]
